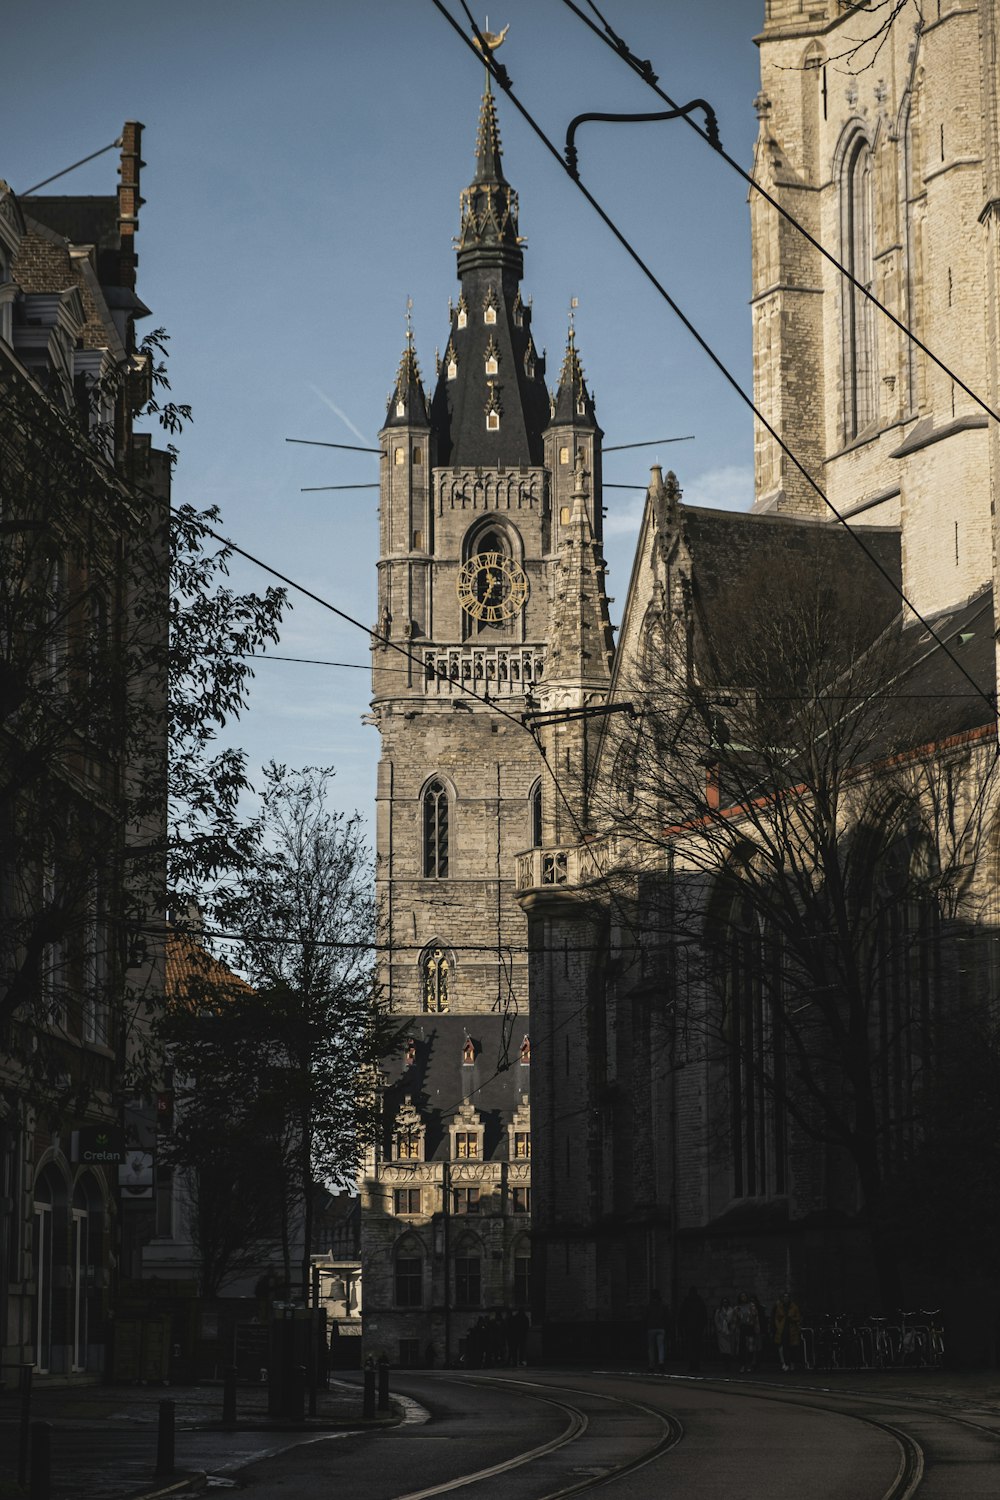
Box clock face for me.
[457,551,529,623]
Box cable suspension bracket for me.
[565,101,720,179]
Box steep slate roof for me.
[381,1013,530,1164]
[428,78,550,467]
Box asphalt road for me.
[221,1368,1000,1499]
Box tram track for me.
[389,1374,682,1500]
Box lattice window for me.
[423,781,449,878]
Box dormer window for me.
[483,287,498,325]
[484,336,499,377]
[577,398,586,416]
[396,400,406,417]
[485,306,497,325]
[487,411,500,432]
[393,1099,426,1161]
[457,297,468,330]
[448,358,458,380]
[513,293,524,328]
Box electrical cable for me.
[430,0,996,720]
[560,0,1000,428]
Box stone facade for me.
[514,2,1000,1360]
[362,82,613,1366]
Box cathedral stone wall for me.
[753,0,998,621]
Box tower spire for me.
[385,300,429,428]
[552,307,597,427]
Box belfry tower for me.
[362,73,614,1367]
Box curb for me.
[127,1474,207,1500]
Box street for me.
[223,1369,1000,1499]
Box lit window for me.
[394,447,405,465]
[396,400,406,417]
[455,1133,479,1161]
[423,782,449,878]
[511,1186,531,1214]
[560,506,571,524]
[395,1132,422,1161]
[395,1256,423,1307]
[559,446,570,465]
[513,1132,531,1160]
[394,1188,422,1215]
[423,947,450,1012]
[453,1186,480,1213]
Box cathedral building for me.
[514,0,1000,1361]
[360,77,613,1367]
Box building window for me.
[560,505,571,525]
[455,1256,481,1306]
[396,400,406,417]
[453,1187,480,1215]
[457,300,468,329]
[412,446,422,465]
[412,529,423,551]
[844,136,877,439]
[455,1133,479,1160]
[395,1255,423,1307]
[513,1253,531,1306]
[484,305,497,325]
[726,903,785,1199]
[511,1186,531,1214]
[447,358,458,379]
[394,1188,422,1216]
[394,446,406,465]
[513,1132,531,1160]
[486,410,500,432]
[530,783,542,848]
[395,1133,422,1161]
[559,446,570,465]
[423,781,449,878]
[423,946,450,1013]
[399,1338,421,1367]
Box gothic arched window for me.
[724,894,785,1200]
[844,135,877,439]
[530,780,542,848]
[423,780,449,878]
[422,945,451,1012]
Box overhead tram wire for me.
[559,0,1000,430]
[213,651,994,701]
[431,0,996,720]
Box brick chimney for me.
[116,121,145,291]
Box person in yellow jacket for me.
[772,1291,802,1371]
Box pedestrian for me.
[510,1308,530,1367]
[714,1296,736,1372]
[644,1287,669,1372]
[679,1286,708,1373]
[773,1291,802,1371]
[735,1291,758,1374]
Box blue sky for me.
[7,1,763,824]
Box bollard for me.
[362,1358,376,1419]
[222,1365,238,1427]
[155,1398,175,1477]
[29,1420,51,1500]
[18,1363,32,1488]
[377,1355,389,1413]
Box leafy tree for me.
[0,336,284,1107]
[162,766,398,1303]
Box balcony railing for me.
[422,644,545,697]
[515,833,626,893]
